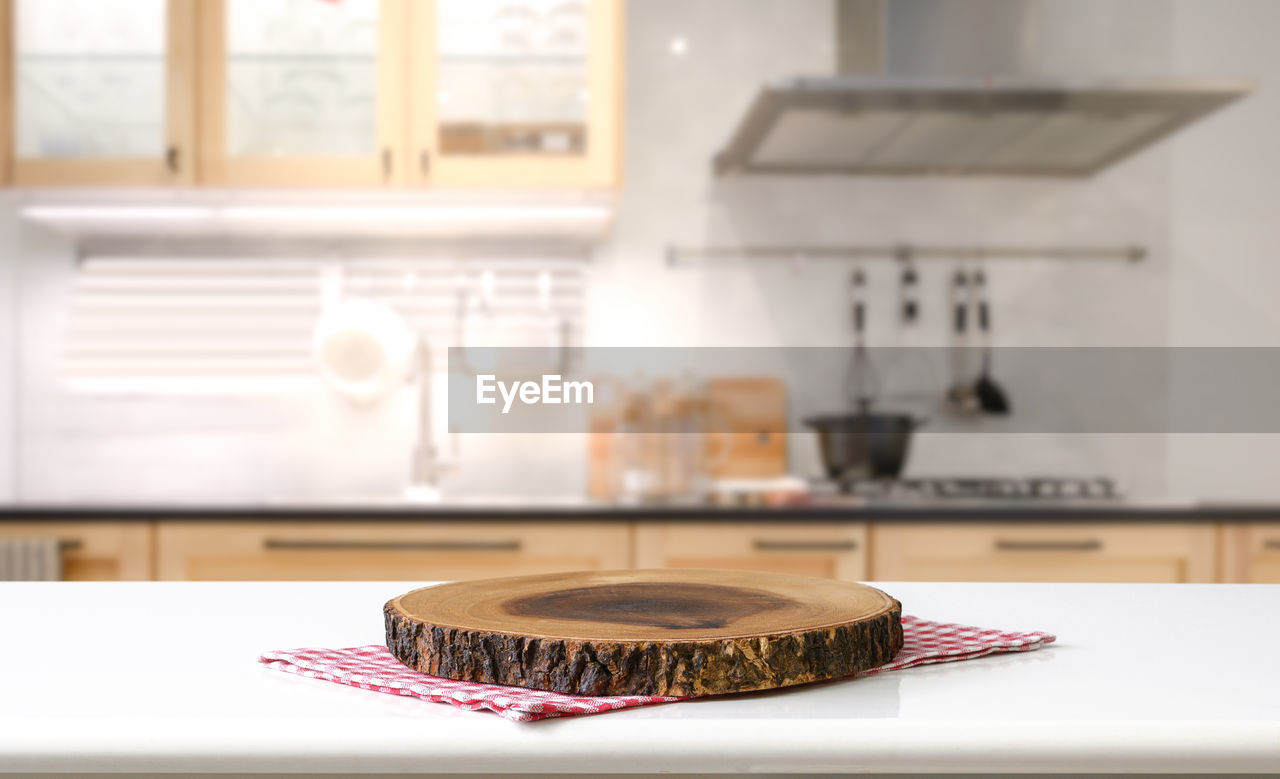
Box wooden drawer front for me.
[634,523,868,581]
[0,523,153,580]
[871,523,1216,583]
[155,522,630,581]
[1222,523,1280,583]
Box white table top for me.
[0,580,1277,775]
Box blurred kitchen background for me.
[1,0,1278,584]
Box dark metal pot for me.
[804,413,924,480]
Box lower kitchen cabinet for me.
[0,522,153,580]
[1221,523,1280,582]
[870,522,1217,583]
[5,517,1266,583]
[155,521,630,581]
[633,522,868,581]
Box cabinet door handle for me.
[1264,539,1280,550]
[995,539,1102,552]
[753,539,858,552]
[166,145,179,173]
[263,538,522,552]
[381,147,393,180]
[420,150,430,174]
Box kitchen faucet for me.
[406,339,447,502]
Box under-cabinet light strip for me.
[21,204,611,223]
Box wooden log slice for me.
[384,568,902,697]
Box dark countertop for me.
[2,501,1279,522]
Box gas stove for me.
[810,476,1121,504]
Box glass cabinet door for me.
[7,0,194,186]
[411,0,620,188]
[197,0,406,186]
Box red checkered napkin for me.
[259,615,1054,722]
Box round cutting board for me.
[384,568,902,697]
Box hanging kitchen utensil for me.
[806,268,924,480]
[897,247,919,324]
[313,298,416,406]
[972,269,1011,415]
[847,266,876,408]
[946,269,979,413]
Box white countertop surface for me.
[0,580,1277,775]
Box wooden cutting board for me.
[384,569,902,697]
[705,377,789,479]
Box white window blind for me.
[63,254,588,392]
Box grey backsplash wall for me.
[0,0,1277,504]
[1166,0,1280,500]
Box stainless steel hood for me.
[714,1,1252,178]
[714,76,1251,177]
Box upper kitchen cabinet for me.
[1,0,196,186]
[195,0,408,187]
[1,0,622,190]
[408,0,622,188]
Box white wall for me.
[591,0,1176,494]
[1166,0,1280,501]
[12,224,424,504]
[1,0,1275,504]
[0,206,16,501]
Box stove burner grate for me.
[814,476,1120,501]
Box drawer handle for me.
[753,539,858,552]
[263,539,521,552]
[1264,539,1280,550]
[58,540,82,552]
[995,539,1102,552]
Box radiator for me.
[0,538,64,581]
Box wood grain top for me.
[388,568,898,642]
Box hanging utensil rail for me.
[665,243,1145,267]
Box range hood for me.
[715,0,1252,178]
